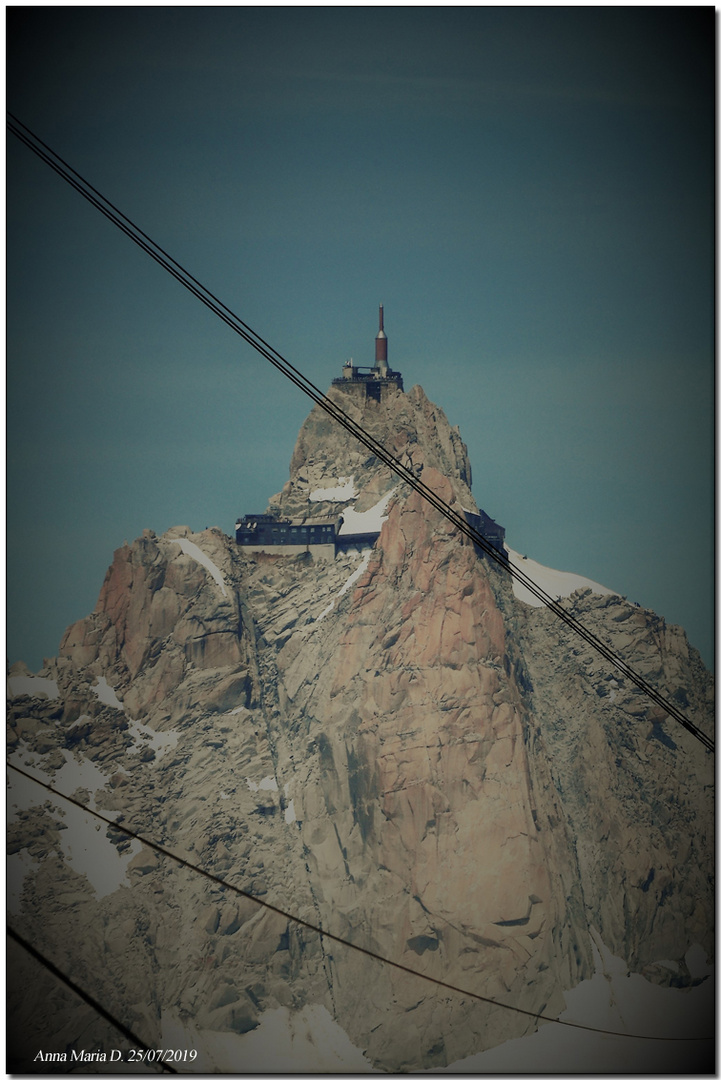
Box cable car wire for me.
[6,113,714,1063]
[6,925,178,1073]
[6,113,712,757]
[6,762,713,1045]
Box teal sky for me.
[7,7,714,669]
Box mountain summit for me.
[8,379,713,1071]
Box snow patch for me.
[337,548,372,599]
[92,678,178,758]
[685,943,713,980]
[8,675,59,700]
[161,1003,373,1073]
[338,488,396,535]
[8,675,176,910]
[126,718,178,759]
[317,600,336,622]
[284,799,296,824]
[429,931,713,1074]
[10,743,108,812]
[54,748,109,808]
[246,775,278,793]
[169,537,228,597]
[7,748,142,901]
[317,549,372,621]
[92,676,124,710]
[505,547,616,607]
[67,712,91,730]
[309,477,357,502]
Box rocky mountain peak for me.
[269,383,475,519]
[7,381,714,1072]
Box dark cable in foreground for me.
[6,925,178,1073]
[7,111,712,757]
[7,762,713,1044]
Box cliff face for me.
[7,384,714,1072]
[270,383,474,518]
[502,586,714,984]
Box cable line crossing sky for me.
[7,10,712,683]
[6,15,713,1074]
[7,114,712,755]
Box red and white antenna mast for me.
[375,304,388,372]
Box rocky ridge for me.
[7,384,714,1072]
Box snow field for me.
[283,781,297,824]
[7,752,142,905]
[7,675,60,700]
[309,476,358,502]
[9,675,178,909]
[157,931,712,1074]
[428,932,713,1074]
[506,546,616,606]
[169,536,228,596]
[245,775,278,793]
[161,1004,374,1073]
[338,487,396,535]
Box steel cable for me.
[7,113,712,756]
[6,925,178,1073]
[6,763,713,1045]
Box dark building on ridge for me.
[235,514,338,560]
[463,508,508,562]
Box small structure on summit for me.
[235,309,507,561]
[332,305,404,401]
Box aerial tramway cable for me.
[6,763,713,1046]
[6,924,178,1073]
[6,111,713,1070]
[7,112,712,757]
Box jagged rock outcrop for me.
[58,525,258,720]
[270,383,475,518]
[7,384,714,1072]
[499,586,714,988]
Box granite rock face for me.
[271,383,475,518]
[7,384,714,1072]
